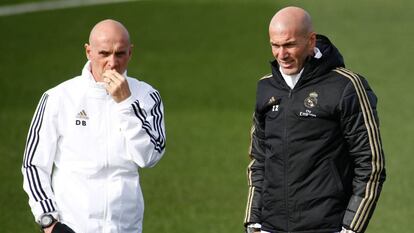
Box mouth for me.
[278,60,293,69]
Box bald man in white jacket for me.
[22,19,166,233]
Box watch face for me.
[40,215,53,227]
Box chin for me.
[281,68,299,75]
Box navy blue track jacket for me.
[244,35,386,233]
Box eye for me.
[285,43,296,49]
[115,51,127,57]
[98,51,110,57]
[271,43,280,49]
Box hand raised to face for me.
[103,69,131,103]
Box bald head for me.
[89,19,131,46]
[269,6,313,37]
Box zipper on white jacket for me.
[103,94,110,229]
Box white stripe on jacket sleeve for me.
[118,90,166,168]
[22,93,59,220]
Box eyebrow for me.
[97,49,127,55]
[270,39,298,46]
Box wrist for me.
[246,223,261,233]
[37,212,58,229]
[42,221,57,233]
[341,226,356,233]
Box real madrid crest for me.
[304,92,318,108]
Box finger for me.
[103,76,111,85]
[102,75,114,91]
[102,71,114,84]
[106,70,126,83]
[104,72,122,88]
[103,71,121,86]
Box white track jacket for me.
[22,62,166,233]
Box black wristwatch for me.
[39,214,57,229]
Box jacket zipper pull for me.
[289,90,292,98]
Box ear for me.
[308,32,316,53]
[128,44,134,60]
[84,43,91,60]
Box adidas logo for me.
[76,110,89,120]
[268,96,276,105]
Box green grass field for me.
[1,0,413,232]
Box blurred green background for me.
[0,0,413,232]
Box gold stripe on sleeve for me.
[334,68,385,232]
[248,124,256,159]
[244,159,256,223]
[259,73,272,80]
[244,110,258,223]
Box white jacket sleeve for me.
[22,92,59,221]
[117,90,166,168]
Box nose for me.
[106,54,117,69]
[278,47,288,60]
